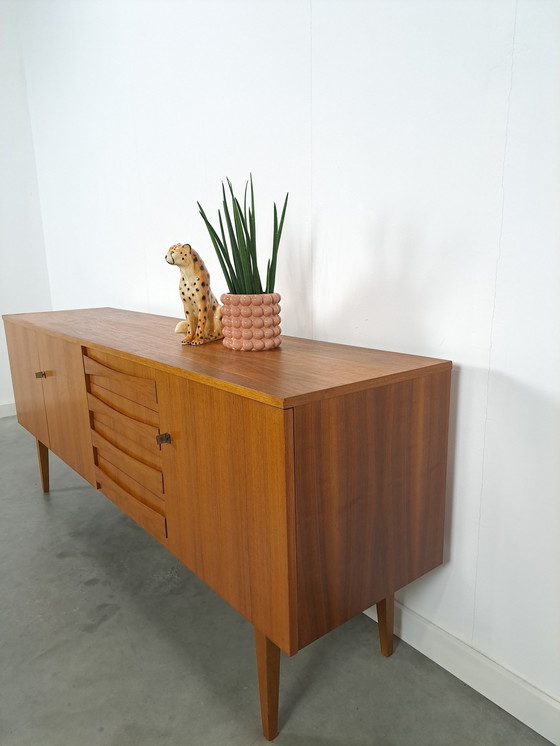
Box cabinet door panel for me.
[37,334,95,486]
[4,322,49,446]
[156,371,297,655]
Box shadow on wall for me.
[276,225,314,339]
[312,209,472,355]
[398,361,560,654]
[442,364,460,566]
[311,209,467,570]
[443,365,560,569]
[468,369,560,649]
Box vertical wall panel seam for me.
[470,0,519,646]
[14,2,53,313]
[309,0,315,340]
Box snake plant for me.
[198,175,288,294]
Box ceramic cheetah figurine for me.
[165,243,223,345]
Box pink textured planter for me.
[220,293,282,351]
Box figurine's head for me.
[165,243,197,267]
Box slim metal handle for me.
[35,371,47,379]
[156,432,172,445]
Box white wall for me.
[312,2,560,740]
[17,0,312,332]
[2,1,559,741]
[0,0,51,414]
[471,0,560,698]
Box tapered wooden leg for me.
[36,439,49,493]
[376,593,395,657]
[254,628,281,741]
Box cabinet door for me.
[37,334,96,486]
[4,321,50,446]
[156,371,297,655]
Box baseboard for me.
[0,402,16,418]
[365,603,559,745]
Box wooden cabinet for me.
[3,308,452,740]
[4,320,95,487]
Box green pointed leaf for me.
[198,204,237,292]
[250,174,256,249]
[243,180,249,226]
[266,258,272,294]
[268,193,288,293]
[231,192,253,292]
[198,202,236,292]
[222,181,244,288]
[249,175,259,288]
[198,175,287,296]
[218,211,231,271]
[277,192,289,242]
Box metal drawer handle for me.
[156,432,172,445]
[35,371,47,379]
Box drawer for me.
[88,386,159,428]
[84,347,169,548]
[95,466,167,544]
[87,393,161,470]
[91,430,164,499]
[83,354,158,410]
[97,454,165,511]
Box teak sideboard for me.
[3,308,452,740]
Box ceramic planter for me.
[220,293,281,351]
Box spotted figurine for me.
[165,243,223,345]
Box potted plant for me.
[198,175,288,351]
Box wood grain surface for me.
[156,370,297,654]
[83,355,158,409]
[36,334,96,486]
[96,455,165,512]
[94,466,167,544]
[4,308,451,408]
[4,321,50,445]
[91,430,164,498]
[4,308,453,741]
[36,439,50,493]
[88,384,160,428]
[87,393,161,470]
[376,594,395,657]
[255,630,281,741]
[293,370,451,649]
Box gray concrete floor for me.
[0,416,551,746]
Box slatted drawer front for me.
[95,467,167,543]
[87,393,161,470]
[91,429,164,497]
[83,355,158,410]
[88,386,160,428]
[96,455,165,512]
[83,350,168,544]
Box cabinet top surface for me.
[4,308,451,407]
